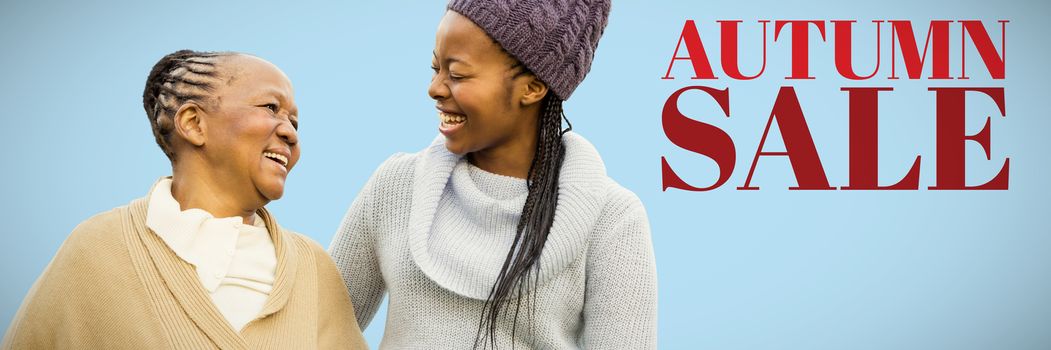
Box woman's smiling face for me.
[203,55,300,204]
[428,10,539,157]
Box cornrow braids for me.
[475,94,571,349]
[142,50,235,160]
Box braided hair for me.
[142,50,234,160]
[474,64,572,348]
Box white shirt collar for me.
[145,178,267,291]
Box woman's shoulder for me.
[35,206,137,290]
[371,152,417,182]
[279,230,352,283]
[559,131,647,222]
[61,206,131,257]
[592,179,647,231]
[603,181,646,212]
[367,136,451,188]
[6,205,162,349]
[280,229,328,258]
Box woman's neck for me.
[171,166,259,225]
[468,135,537,179]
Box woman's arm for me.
[581,201,659,349]
[301,236,368,349]
[329,167,389,330]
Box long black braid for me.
[475,87,572,349]
[142,50,234,160]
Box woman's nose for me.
[277,120,298,146]
[428,75,449,101]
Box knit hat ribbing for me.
[447,0,611,100]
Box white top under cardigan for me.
[145,178,277,331]
[329,132,657,349]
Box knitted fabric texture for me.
[4,183,367,349]
[330,132,657,349]
[428,161,529,297]
[446,0,612,100]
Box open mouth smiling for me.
[438,108,468,137]
[263,151,289,169]
[439,110,466,125]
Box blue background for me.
[2,0,1048,348]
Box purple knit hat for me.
[447,0,611,100]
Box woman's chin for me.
[256,181,286,202]
[443,141,469,156]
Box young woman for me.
[330,1,657,348]
[3,50,367,349]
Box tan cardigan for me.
[3,191,367,349]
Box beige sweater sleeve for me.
[299,235,368,349]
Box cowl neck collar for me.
[407,132,608,300]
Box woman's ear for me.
[173,103,207,147]
[519,75,549,106]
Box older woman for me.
[3,50,366,349]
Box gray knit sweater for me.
[330,132,657,349]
